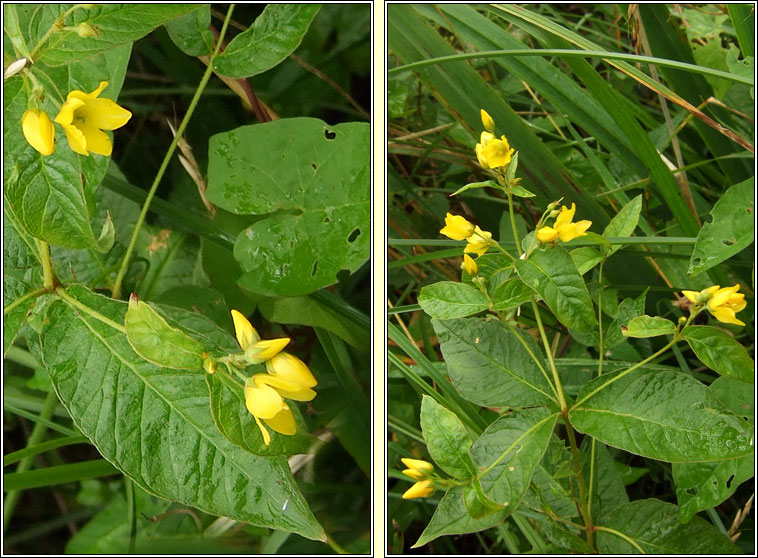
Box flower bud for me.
[76,22,100,38]
[22,109,55,156]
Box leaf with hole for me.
[207,118,369,297]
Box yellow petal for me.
[263,404,297,436]
[60,122,88,155]
[87,80,109,99]
[536,226,558,243]
[75,121,112,156]
[554,203,576,229]
[480,136,514,168]
[253,414,271,446]
[21,109,55,156]
[400,458,433,472]
[402,480,435,499]
[77,97,132,130]
[710,306,745,326]
[244,380,285,419]
[479,131,494,146]
[462,254,478,275]
[245,337,290,363]
[231,309,259,350]
[266,352,317,388]
[681,290,699,303]
[480,109,495,132]
[254,373,301,393]
[440,213,475,241]
[475,142,489,168]
[54,97,86,127]
[708,285,739,310]
[402,468,427,480]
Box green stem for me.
[530,299,567,411]
[4,287,47,315]
[3,391,58,533]
[37,240,56,291]
[563,413,593,547]
[572,337,678,410]
[506,188,521,254]
[325,533,348,554]
[54,287,126,333]
[597,262,605,377]
[29,4,90,60]
[593,526,646,553]
[587,437,596,523]
[111,4,235,299]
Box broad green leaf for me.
[418,281,489,319]
[152,286,231,333]
[463,478,505,519]
[541,518,595,554]
[412,485,507,547]
[515,246,597,332]
[4,44,130,249]
[259,295,368,351]
[450,179,497,196]
[524,465,576,521]
[570,368,753,462]
[621,315,676,338]
[470,407,559,507]
[710,376,754,418]
[39,286,324,540]
[213,5,320,78]
[580,439,629,523]
[432,317,556,408]
[570,246,602,275]
[3,206,42,353]
[603,194,642,256]
[604,290,647,348]
[596,499,740,554]
[689,177,755,275]
[29,4,196,65]
[165,5,214,56]
[489,278,532,311]
[124,296,205,370]
[206,372,313,457]
[4,5,31,59]
[420,396,475,479]
[464,253,513,290]
[682,325,754,381]
[614,462,650,486]
[206,118,369,297]
[673,454,754,523]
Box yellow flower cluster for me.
[231,310,317,445]
[682,284,747,326]
[400,458,436,499]
[475,109,514,170]
[536,203,591,243]
[440,213,493,257]
[21,81,131,157]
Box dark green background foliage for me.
[4,3,370,554]
[388,3,753,555]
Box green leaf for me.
[689,177,754,276]
[206,118,369,297]
[470,407,559,507]
[3,459,119,491]
[165,5,214,56]
[682,325,754,381]
[40,286,324,540]
[604,290,647,348]
[603,194,642,256]
[710,376,754,418]
[420,396,475,479]
[580,439,629,522]
[432,317,557,407]
[206,372,313,457]
[450,179,498,196]
[596,499,740,554]
[489,278,532,311]
[570,246,602,275]
[124,296,205,370]
[509,183,536,198]
[673,454,754,523]
[515,246,597,332]
[213,5,321,78]
[412,485,507,547]
[259,295,368,351]
[463,478,505,519]
[31,4,197,65]
[418,281,490,319]
[570,368,754,462]
[621,315,676,338]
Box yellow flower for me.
[401,457,434,480]
[707,284,747,326]
[440,212,475,241]
[464,226,492,256]
[461,254,478,275]
[22,109,55,156]
[480,135,514,169]
[537,203,591,243]
[244,378,297,446]
[475,131,493,168]
[54,81,131,156]
[480,109,495,132]
[402,479,435,499]
[265,352,318,400]
[682,285,720,304]
[231,309,289,364]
